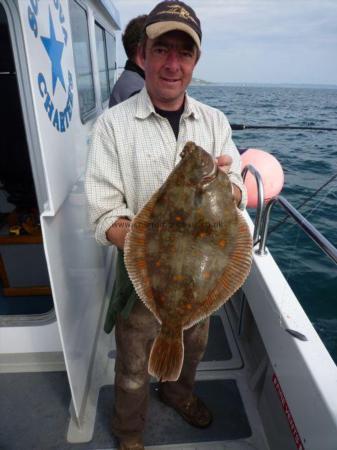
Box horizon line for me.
[191,79,337,88]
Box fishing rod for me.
[231,124,337,132]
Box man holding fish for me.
[85,2,248,449]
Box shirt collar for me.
[135,88,200,120]
[183,92,200,120]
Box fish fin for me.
[148,326,184,382]
[189,208,253,326]
[124,193,161,321]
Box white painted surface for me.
[41,183,110,419]
[18,0,79,214]
[0,321,62,354]
[244,213,337,450]
[12,0,117,420]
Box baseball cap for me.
[144,1,202,50]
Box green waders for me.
[104,249,138,334]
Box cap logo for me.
[156,4,198,25]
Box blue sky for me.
[112,0,337,85]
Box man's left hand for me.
[215,155,242,206]
[216,155,232,174]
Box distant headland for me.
[190,79,337,89]
[190,78,214,86]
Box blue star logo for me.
[41,8,65,95]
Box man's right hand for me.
[106,218,131,249]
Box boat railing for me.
[242,163,337,264]
[256,195,337,265]
[241,164,265,244]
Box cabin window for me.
[95,22,110,104]
[69,0,96,120]
[106,32,116,93]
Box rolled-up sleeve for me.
[85,114,134,246]
[221,116,247,210]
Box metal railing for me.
[256,195,337,265]
[241,164,337,265]
[241,164,265,245]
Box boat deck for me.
[0,308,269,450]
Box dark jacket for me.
[109,60,145,107]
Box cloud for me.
[199,1,337,45]
[112,0,337,84]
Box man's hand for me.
[106,218,131,249]
[216,154,232,174]
[215,155,242,206]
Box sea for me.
[188,84,337,364]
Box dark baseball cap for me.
[144,1,202,50]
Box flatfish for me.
[124,142,252,381]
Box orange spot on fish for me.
[203,272,211,279]
[133,238,145,245]
[173,274,184,281]
[218,239,227,247]
[185,303,192,310]
[175,216,182,221]
[137,259,146,268]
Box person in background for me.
[86,1,247,449]
[109,14,147,107]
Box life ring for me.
[240,148,284,208]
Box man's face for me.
[140,30,199,110]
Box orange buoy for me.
[241,148,284,208]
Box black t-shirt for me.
[155,103,185,140]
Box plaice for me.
[124,141,253,381]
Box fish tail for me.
[148,325,184,382]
